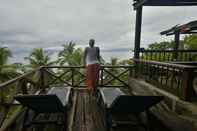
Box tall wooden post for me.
[134,6,143,59]
[40,67,45,92]
[180,68,194,101]
[174,31,180,60]
[134,6,143,78]
[71,68,74,87]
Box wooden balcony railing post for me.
[134,61,139,78]
[20,79,28,94]
[129,66,133,77]
[0,88,4,105]
[71,68,74,87]
[100,66,104,87]
[180,68,194,101]
[0,88,4,125]
[40,67,45,91]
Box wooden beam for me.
[134,0,197,7]
[134,6,143,59]
[173,31,180,60]
[133,0,147,10]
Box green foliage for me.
[148,34,197,50]
[104,57,132,86]
[183,34,197,49]
[106,57,132,66]
[148,41,175,50]
[0,47,19,83]
[144,34,197,61]
[58,42,83,66]
[25,48,56,69]
[0,47,12,66]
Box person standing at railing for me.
[84,39,100,95]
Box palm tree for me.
[0,47,11,66]
[56,42,84,86]
[25,48,56,69]
[58,42,83,66]
[59,41,75,57]
[0,47,19,83]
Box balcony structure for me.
[1,0,197,131]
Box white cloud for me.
[0,0,197,63]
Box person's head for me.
[89,39,95,47]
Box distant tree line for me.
[2,34,196,83]
[141,34,197,61]
[0,41,132,83]
[148,34,197,50]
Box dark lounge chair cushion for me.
[99,88,163,114]
[110,95,163,114]
[14,87,72,113]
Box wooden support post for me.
[0,89,5,125]
[134,60,140,78]
[40,67,45,92]
[71,68,74,87]
[180,68,194,101]
[129,66,132,77]
[174,31,180,60]
[0,89,4,104]
[134,6,143,59]
[134,6,143,78]
[100,67,104,87]
[20,79,28,94]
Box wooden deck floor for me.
[70,89,147,131]
[71,89,106,131]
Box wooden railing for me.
[140,49,197,61]
[42,65,132,88]
[0,65,133,129]
[133,59,197,101]
[0,67,43,129]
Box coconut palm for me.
[0,47,11,66]
[0,47,19,83]
[25,48,56,69]
[58,42,83,66]
[56,42,84,86]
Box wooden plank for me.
[72,89,105,131]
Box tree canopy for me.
[147,34,197,50]
[0,47,19,83]
[25,48,56,69]
[183,34,197,49]
[58,42,83,66]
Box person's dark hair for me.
[89,39,95,47]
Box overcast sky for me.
[0,0,197,63]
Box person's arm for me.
[97,47,100,63]
[83,48,87,66]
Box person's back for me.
[85,46,99,65]
[84,39,100,95]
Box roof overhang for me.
[134,0,197,9]
[160,20,197,36]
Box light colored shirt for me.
[85,47,99,65]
